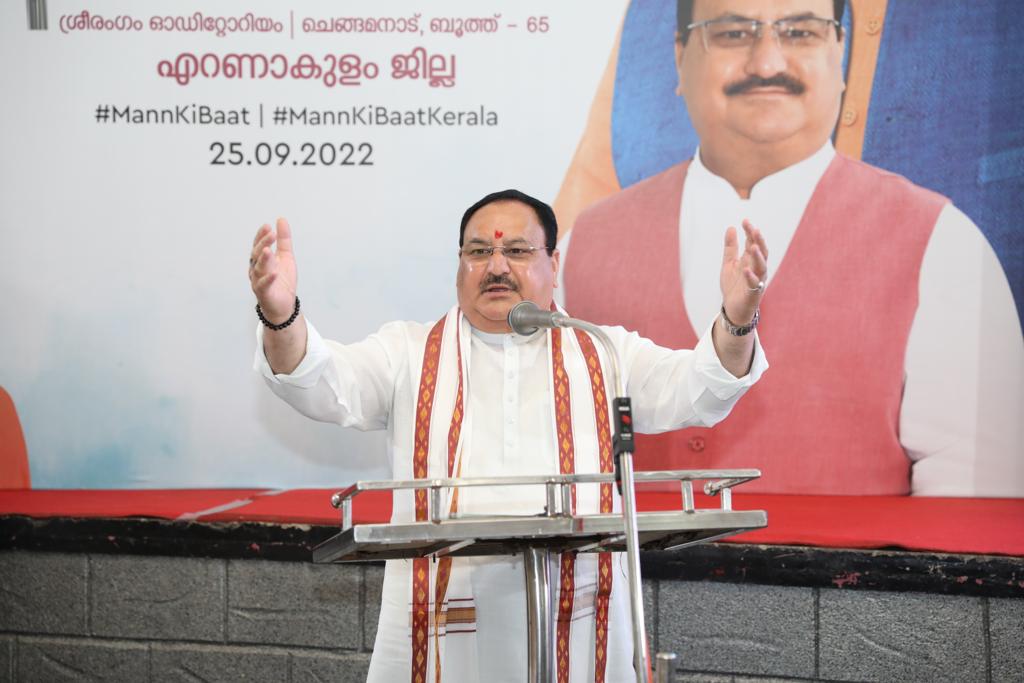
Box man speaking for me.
[249,190,767,681]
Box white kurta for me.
[559,142,1024,497]
[256,314,767,681]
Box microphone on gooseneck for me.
[507,301,569,335]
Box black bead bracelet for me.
[256,297,301,331]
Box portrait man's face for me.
[456,201,559,333]
[676,0,845,155]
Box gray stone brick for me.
[990,598,1024,683]
[677,676,806,682]
[644,578,658,652]
[227,559,361,649]
[658,581,814,678]
[151,643,288,682]
[0,551,87,635]
[676,669,816,681]
[90,554,225,641]
[364,564,384,650]
[0,636,12,683]
[291,651,372,682]
[819,588,985,682]
[17,637,147,682]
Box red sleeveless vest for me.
[564,155,948,494]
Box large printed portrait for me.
[556,0,1023,497]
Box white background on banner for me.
[0,1,628,488]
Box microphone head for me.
[508,300,543,335]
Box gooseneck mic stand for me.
[508,301,649,683]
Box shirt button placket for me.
[503,337,518,462]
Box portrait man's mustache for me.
[725,74,806,96]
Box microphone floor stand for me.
[570,320,649,683]
[616,443,647,682]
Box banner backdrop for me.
[0,0,627,488]
[2,1,1022,498]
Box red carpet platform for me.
[1,488,1021,557]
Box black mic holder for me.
[612,397,634,495]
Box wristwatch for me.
[719,305,759,336]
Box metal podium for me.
[313,468,766,682]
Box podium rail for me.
[314,468,766,682]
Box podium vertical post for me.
[523,547,555,682]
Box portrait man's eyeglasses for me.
[686,16,842,52]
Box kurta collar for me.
[690,140,836,201]
[469,323,544,347]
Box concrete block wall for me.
[0,552,373,682]
[1,550,1021,682]
[652,580,1024,682]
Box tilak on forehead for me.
[494,230,504,239]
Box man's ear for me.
[674,33,686,95]
[834,27,847,94]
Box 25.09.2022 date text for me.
[209,142,374,167]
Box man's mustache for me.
[724,74,805,96]
[480,275,518,292]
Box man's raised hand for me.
[249,218,298,324]
[720,219,769,326]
